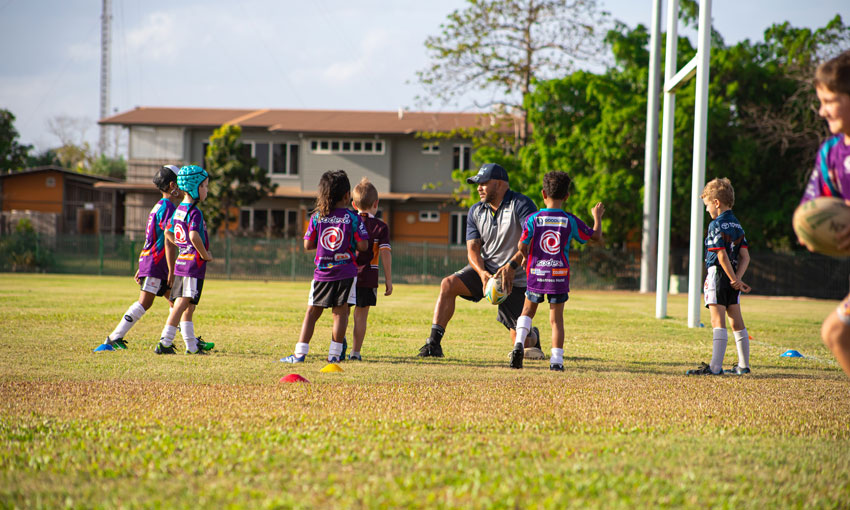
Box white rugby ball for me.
[484,276,508,305]
[792,196,850,257]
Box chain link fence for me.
[1,231,848,298]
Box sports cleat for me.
[509,345,524,369]
[417,341,444,358]
[348,353,362,361]
[727,365,751,375]
[686,362,723,376]
[327,355,341,363]
[531,327,541,349]
[195,336,214,351]
[108,338,128,350]
[549,363,564,372]
[93,343,115,352]
[340,337,347,361]
[154,341,177,355]
[186,347,208,355]
[280,354,306,363]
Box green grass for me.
[1,273,849,509]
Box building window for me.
[422,142,440,154]
[419,210,440,223]
[272,143,299,176]
[309,138,386,155]
[450,213,468,245]
[453,144,471,171]
[240,210,251,230]
[254,209,268,232]
[255,142,270,172]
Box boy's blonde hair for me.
[814,50,850,97]
[352,177,378,210]
[701,177,735,207]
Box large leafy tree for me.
[415,0,609,146]
[0,109,32,174]
[203,124,276,235]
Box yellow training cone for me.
[320,363,343,373]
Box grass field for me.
[1,273,849,509]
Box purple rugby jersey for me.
[801,134,850,203]
[520,208,594,295]
[137,198,176,280]
[168,203,209,279]
[304,208,369,282]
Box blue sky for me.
[1,0,847,153]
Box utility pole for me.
[99,0,112,156]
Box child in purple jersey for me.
[280,170,369,364]
[155,165,215,355]
[799,50,850,377]
[349,177,393,361]
[95,165,182,352]
[506,171,603,371]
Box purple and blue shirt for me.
[520,208,594,294]
[801,134,850,204]
[137,198,176,280]
[167,203,209,279]
[305,208,369,282]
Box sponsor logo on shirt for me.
[320,226,344,250]
[173,209,187,222]
[536,216,569,227]
[552,268,569,277]
[334,253,350,261]
[540,231,561,255]
[844,155,850,172]
[531,268,548,276]
[318,215,351,224]
[535,259,564,267]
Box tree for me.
[203,124,277,235]
[88,155,127,179]
[415,0,609,146]
[47,115,95,171]
[0,109,32,174]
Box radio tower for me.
[98,0,112,156]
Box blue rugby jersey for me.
[704,210,748,271]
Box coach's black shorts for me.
[355,287,378,307]
[309,277,356,308]
[454,265,526,330]
[703,266,740,308]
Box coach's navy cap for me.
[467,163,509,184]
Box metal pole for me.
[656,0,678,318]
[640,0,663,293]
[98,0,112,155]
[687,0,712,328]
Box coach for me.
[418,163,540,358]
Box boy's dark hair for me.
[152,165,178,193]
[814,50,850,97]
[701,177,735,208]
[316,169,351,217]
[543,171,572,199]
[352,177,378,210]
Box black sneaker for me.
[727,365,751,375]
[686,362,723,375]
[549,363,564,371]
[340,337,348,361]
[417,341,443,358]
[154,341,177,355]
[509,345,524,369]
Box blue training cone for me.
[781,349,804,358]
[93,344,115,352]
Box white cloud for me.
[126,11,179,62]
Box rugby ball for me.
[484,276,508,305]
[792,196,850,257]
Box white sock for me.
[551,348,564,365]
[294,342,310,357]
[181,321,197,353]
[109,302,146,341]
[329,340,343,358]
[160,325,177,346]
[733,328,749,368]
[351,350,360,357]
[710,328,728,374]
[515,315,532,348]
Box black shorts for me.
[454,265,526,330]
[703,266,739,308]
[355,287,377,307]
[526,291,569,304]
[170,276,204,305]
[139,276,169,297]
[309,278,356,308]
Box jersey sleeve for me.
[304,213,318,241]
[466,204,481,241]
[353,213,369,242]
[570,214,594,245]
[520,213,535,245]
[378,222,391,251]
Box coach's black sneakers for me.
[154,341,177,355]
[549,363,564,372]
[340,337,348,361]
[531,327,541,349]
[727,365,751,375]
[686,362,723,375]
[509,344,524,369]
[418,340,443,358]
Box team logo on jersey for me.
[320,226,344,251]
[540,231,561,255]
[174,224,187,244]
[334,253,350,261]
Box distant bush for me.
[0,219,54,271]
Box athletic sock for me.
[733,328,749,368]
[181,321,197,353]
[429,324,445,344]
[329,340,343,359]
[515,315,532,348]
[551,348,564,365]
[294,342,310,357]
[160,325,177,347]
[109,302,146,341]
[350,350,360,357]
[710,328,728,374]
